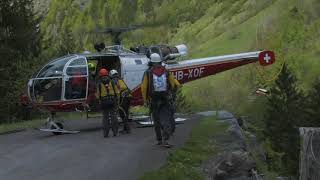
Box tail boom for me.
[167,50,275,84]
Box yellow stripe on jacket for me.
[96,79,131,98]
[95,82,118,98]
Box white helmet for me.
[109,69,118,77]
[150,53,161,63]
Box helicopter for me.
[26,26,275,134]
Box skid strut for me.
[39,112,79,135]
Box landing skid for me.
[136,117,187,127]
[39,128,79,134]
[39,113,79,135]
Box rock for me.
[197,110,236,121]
[202,150,256,180]
[201,111,261,180]
[197,111,217,117]
[217,110,234,120]
[216,168,228,180]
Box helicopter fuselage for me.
[27,45,275,113]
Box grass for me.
[240,127,280,180]
[0,112,90,134]
[139,116,228,180]
[130,106,149,115]
[0,119,44,134]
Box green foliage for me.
[306,77,320,127]
[263,64,306,176]
[140,116,227,180]
[174,88,191,113]
[262,139,285,172]
[0,0,39,121]
[0,118,43,134]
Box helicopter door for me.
[122,57,149,90]
[63,57,88,100]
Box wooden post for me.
[299,127,320,180]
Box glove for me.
[121,90,130,98]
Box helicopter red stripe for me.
[33,100,87,112]
[129,58,257,106]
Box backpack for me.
[148,66,170,99]
[99,78,117,108]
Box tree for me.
[0,0,39,121]
[306,77,320,127]
[263,63,306,176]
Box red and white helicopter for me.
[27,27,275,134]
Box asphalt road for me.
[0,114,200,180]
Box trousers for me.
[150,98,174,141]
[102,106,118,137]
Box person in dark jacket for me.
[141,53,181,147]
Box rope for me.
[255,14,286,87]
[253,56,286,86]
[118,105,127,118]
[309,131,320,167]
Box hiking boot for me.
[162,141,172,148]
[103,131,109,138]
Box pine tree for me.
[306,77,320,127]
[0,0,39,121]
[263,63,305,175]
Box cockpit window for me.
[69,58,86,66]
[33,78,62,102]
[37,57,72,78]
[66,66,87,76]
[64,57,88,100]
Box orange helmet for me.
[99,68,109,77]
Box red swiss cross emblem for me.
[259,51,275,66]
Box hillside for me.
[39,0,320,114]
[0,0,319,178]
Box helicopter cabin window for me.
[66,66,87,76]
[135,59,142,65]
[64,57,88,100]
[69,58,87,66]
[30,56,75,102]
[37,57,71,78]
[33,78,62,102]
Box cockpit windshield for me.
[29,55,88,103]
[36,56,75,78]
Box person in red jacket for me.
[68,70,86,99]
